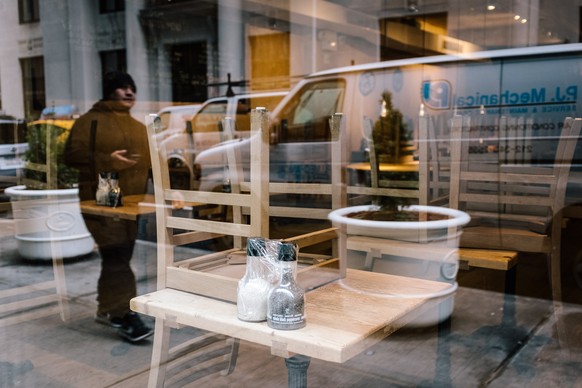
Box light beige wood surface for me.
[131,269,451,364]
[80,194,156,221]
[458,248,519,271]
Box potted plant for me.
[372,91,413,164]
[328,106,470,326]
[6,117,95,260]
[329,201,470,326]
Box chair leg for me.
[221,338,240,376]
[52,255,70,322]
[148,317,172,388]
[502,270,517,328]
[50,239,70,323]
[504,265,517,295]
[550,216,563,302]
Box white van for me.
[195,43,582,192]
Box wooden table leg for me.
[285,355,311,388]
[434,300,452,386]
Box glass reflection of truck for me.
[194,43,582,194]
[159,91,287,190]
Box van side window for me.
[235,98,252,132]
[236,95,286,132]
[277,79,345,143]
[191,99,228,133]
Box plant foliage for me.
[372,91,412,164]
[24,121,78,189]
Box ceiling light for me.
[514,15,521,20]
[487,5,496,11]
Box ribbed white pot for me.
[328,205,471,326]
[6,185,95,260]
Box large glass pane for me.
[1,1,582,386]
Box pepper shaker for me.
[267,242,305,330]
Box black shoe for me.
[118,312,154,343]
[95,313,123,328]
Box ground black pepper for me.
[267,242,305,330]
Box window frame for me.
[18,0,40,24]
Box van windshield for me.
[277,79,345,143]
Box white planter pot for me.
[5,185,95,260]
[328,205,471,326]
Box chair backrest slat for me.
[145,109,271,288]
[449,115,582,223]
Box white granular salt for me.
[237,277,271,322]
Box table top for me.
[80,194,156,221]
[131,269,451,363]
[347,161,419,173]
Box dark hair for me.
[102,71,137,100]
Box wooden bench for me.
[458,248,519,294]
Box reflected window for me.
[380,13,448,60]
[18,0,39,24]
[192,100,228,133]
[99,0,125,13]
[20,56,45,119]
[170,42,208,103]
[100,49,127,74]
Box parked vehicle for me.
[195,43,582,192]
[160,90,287,189]
[0,117,27,187]
[156,103,202,136]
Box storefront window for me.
[1,1,582,386]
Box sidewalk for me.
[1,216,582,387]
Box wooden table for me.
[131,269,452,387]
[80,194,156,221]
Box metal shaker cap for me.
[277,242,297,262]
[247,237,266,257]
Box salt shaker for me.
[237,237,271,322]
[96,171,110,205]
[267,242,305,330]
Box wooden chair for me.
[232,113,344,263]
[143,109,340,387]
[341,114,523,294]
[420,114,521,292]
[143,111,272,387]
[448,115,582,302]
